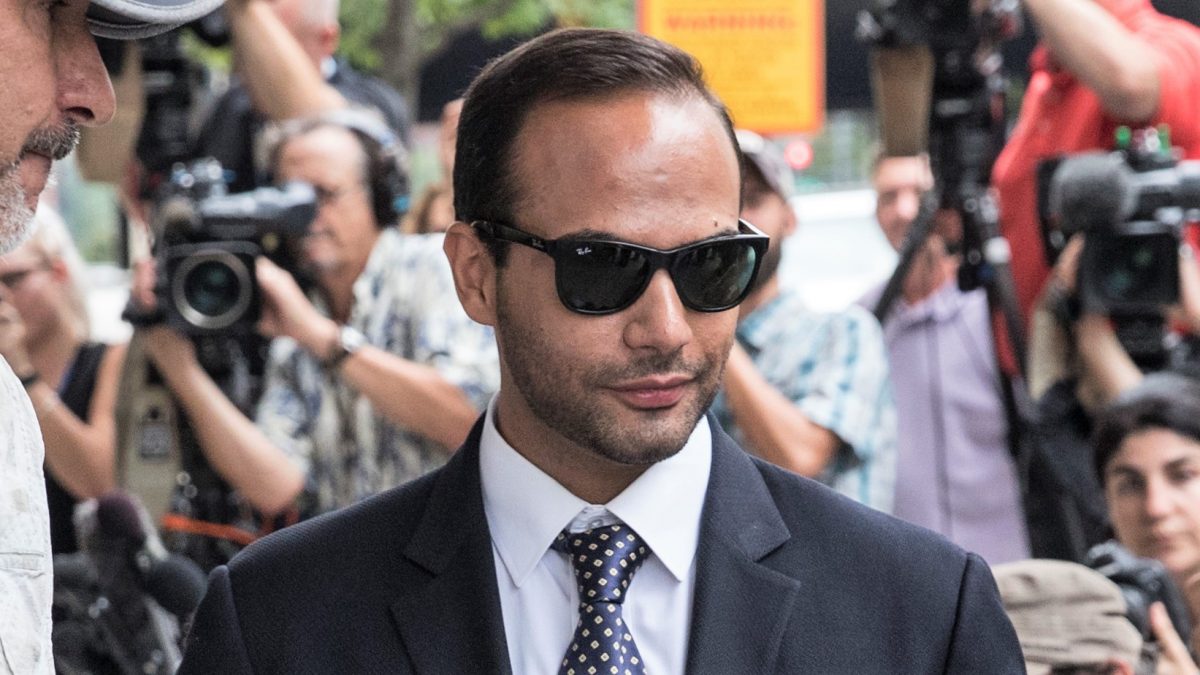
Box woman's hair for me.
[1093,371,1200,480]
[24,205,90,340]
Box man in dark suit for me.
[179,28,1024,674]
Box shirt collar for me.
[479,395,712,587]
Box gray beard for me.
[0,160,34,254]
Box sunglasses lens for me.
[556,242,651,313]
[673,239,759,311]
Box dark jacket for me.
[178,416,1023,674]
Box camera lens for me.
[171,250,254,331]
[1089,233,1176,309]
[183,260,240,318]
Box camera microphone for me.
[1049,153,1139,235]
[96,491,208,618]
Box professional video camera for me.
[1086,541,1193,650]
[152,158,317,335]
[1046,127,1200,315]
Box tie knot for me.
[556,523,649,605]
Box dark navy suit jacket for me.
[178,416,1024,674]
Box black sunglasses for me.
[472,219,769,315]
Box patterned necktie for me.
[555,523,650,675]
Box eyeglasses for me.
[312,183,363,209]
[472,219,769,315]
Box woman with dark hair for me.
[1095,372,1200,659]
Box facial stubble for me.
[495,286,729,467]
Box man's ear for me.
[443,222,498,327]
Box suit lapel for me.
[685,419,803,675]
[389,420,513,675]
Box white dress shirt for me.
[0,358,52,674]
[480,396,712,675]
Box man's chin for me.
[0,171,35,254]
[587,395,705,465]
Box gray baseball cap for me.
[735,129,795,201]
[86,0,225,39]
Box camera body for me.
[154,159,316,335]
[1086,540,1192,646]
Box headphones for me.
[273,109,411,227]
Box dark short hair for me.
[453,27,740,264]
[1093,372,1200,481]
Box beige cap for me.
[993,559,1143,674]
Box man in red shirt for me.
[992,0,1200,324]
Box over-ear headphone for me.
[322,108,411,227]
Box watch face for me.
[340,325,367,353]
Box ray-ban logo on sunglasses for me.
[576,245,592,256]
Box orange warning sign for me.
[638,0,825,134]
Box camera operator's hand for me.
[256,257,338,359]
[129,257,159,315]
[0,298,33,377]
[139,325,199,371]
[1152,602,1200,674]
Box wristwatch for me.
[323,325,367,370]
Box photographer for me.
[1095,372,1200,661]
[992,0,1200,324]
[859,154,1030,563]
[134,114,499,519]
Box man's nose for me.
[622,270,694,354]
[56,23,116,127]
[1143,478,1176,520]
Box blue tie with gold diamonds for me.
[555,524,650,675]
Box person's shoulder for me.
[227,467,440,586]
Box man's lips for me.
[606,375,693,410]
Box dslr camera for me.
[153,158,316,335]
[1045,127,1200,316]
[1086,541,1192,647]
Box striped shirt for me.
[712,290,897,512]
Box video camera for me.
[152,158,317,335]
[1046,127,1200,316]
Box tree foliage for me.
[339,0,635,75]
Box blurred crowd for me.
[11,0,1200,671]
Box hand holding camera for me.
[254,256,337,357]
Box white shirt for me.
[480,397,712,675]
[0,357,52,674]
